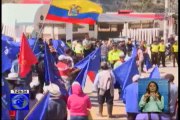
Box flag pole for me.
[32,0,53,52]
[24,92,49,120]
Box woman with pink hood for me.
[67,81,92,120]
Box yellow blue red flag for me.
[46,0,103,24]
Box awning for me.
[98,13,164,23]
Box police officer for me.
[113,52,125,69]
[74,40,84,61]
[172,41,178,67]
[108,43,123,68]
[151,41,159,66]
[158,40,166,67]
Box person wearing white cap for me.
[123,74,140,120]
[64,48,74,68]
[6,72,23,89]
[45,83,67,120]
[56,55,73,90]
[113,52,125,69]
[56,55,80,91]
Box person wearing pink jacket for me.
[67,81,92,120]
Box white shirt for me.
[93,70,116,91]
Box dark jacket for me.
[46,98,67,120]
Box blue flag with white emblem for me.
[44,42,68,96]
[2,39,19,61]
[74,48,101,88]
[2,52,12,73]
[25,92,50,120]
[113,56,139,99]
[52,40,69,55]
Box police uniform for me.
[151,43,159,65]
[108,49,123,67]
[158,43,166,67]
[74,43,84,60]
[172,43,178,67]
[74,43,83,55]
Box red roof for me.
[118,10,134,14]
[117,13,164,20]
[20,0,50,4]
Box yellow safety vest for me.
[108,50,123,64]
[151,44,159,53]
[159,44,165,52]
[75,44,84,54]
[144,44,147,49]
[172,44,178,52]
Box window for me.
[157,0,161,4]
[89,25,94,31]
[110,24,117,32]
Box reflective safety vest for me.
[172,44,178,52]
[159,44,165,52]
[75,43,84,54]
[108,50,123,64]
[151,44,159,53]
[113,60,125,69]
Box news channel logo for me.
[10,89,29,110]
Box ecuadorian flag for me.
[46,0,103,24]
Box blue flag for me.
[113,57,139,98]
[74,48,101,87]
[44,42,68,96]
[44,42,60,85]
[2,34,13,41]
[2,78,10,109]
[87,48,101,82]
[75,61,90,89]
[75,48,96,69]
[25,92,50,120]
[28,38,41,54]
[2,52,12,73]
[52,40,69,55]
[2,39,20,61]
[1,102,10,120]
[149,66,160,78]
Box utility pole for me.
[163,0,168,43]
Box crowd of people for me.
[2,33,178,120]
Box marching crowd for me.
[2,34,178,120]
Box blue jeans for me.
[70,116,88,120]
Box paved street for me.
[82,61,178,120]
